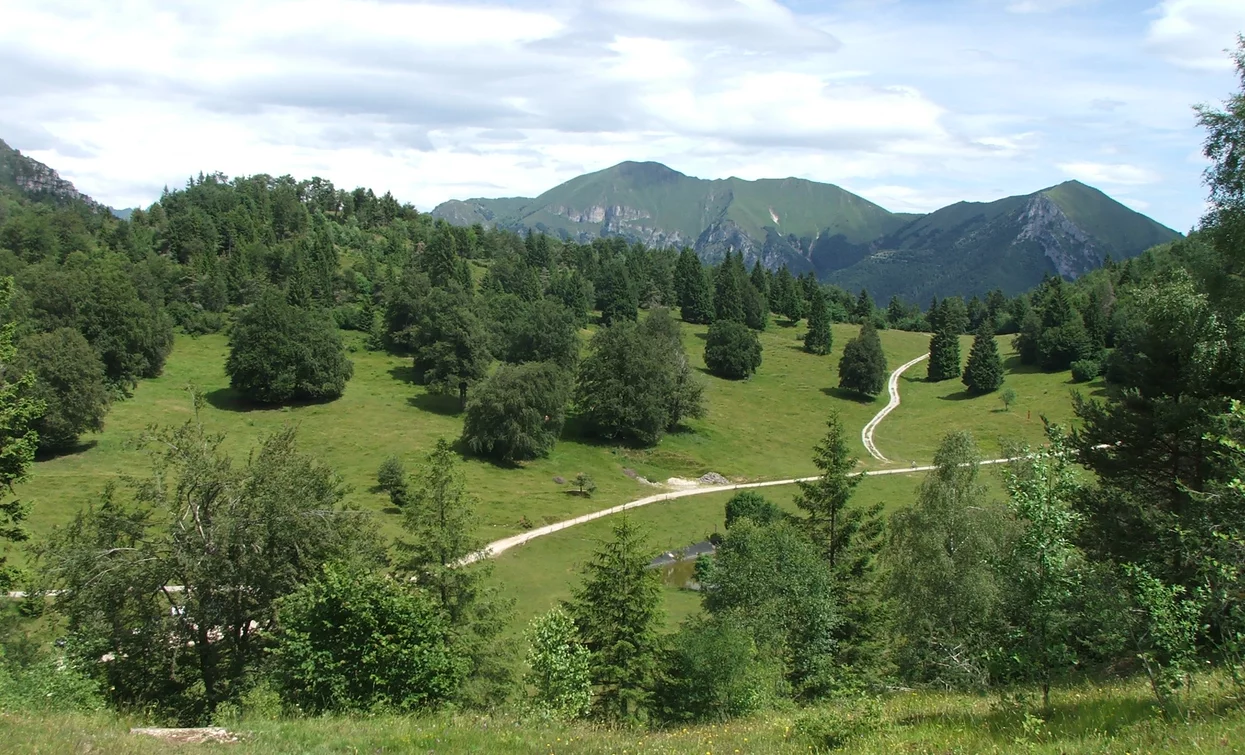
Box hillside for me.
[0,138,106,210]
[433,164,1180,299]
[827,180,1183,300]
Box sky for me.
[1,0,1243,233]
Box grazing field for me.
[12,320,1078,578]
[4,674,1242,754]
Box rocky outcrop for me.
[1016,195,1103,278]
[0,139,104,210]
[554,204,651,225]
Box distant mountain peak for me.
[602,160,687,184]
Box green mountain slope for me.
[0,138,104,210]
[827,183,1181,301]
[432,162,1182,299]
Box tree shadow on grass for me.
[407,392,461,416]
[694,332,709,341]
[937,390,975,401]
[1002,355,1044,375]
[203,387,340,413]
[388,364,417,384]
[821,386,878,404]
[35,440,99,461]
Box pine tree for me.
[854,288,875,323]
[794,413,885,680]
[681,265,714,325]
[566,517,664,724]
[422,223,460,289]
[838,320,887,397]
[804,285,833,355]
[713,252,746,323]
[742,281,767,330]
[772,264,798,322]
[674,247,700,312]
[963,323,1005,394]
[597,257,638,326]
[749,260,769,305]
[927,327,962,382]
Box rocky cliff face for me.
[0,139,103,210]
[1016,194,1103,278]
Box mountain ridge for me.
[432,162,1181,300]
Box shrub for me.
[724,491,784,528]
[376,455,408,507]
[525,608,591,720]
[704,320,762,379]
[0,651,104,713]
[1070,359,1100,383]
[272,562,466,714]
[656,614,777,722]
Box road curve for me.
[460,455,1020,566]
[861,352,930,463]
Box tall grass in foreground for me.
[3,674,1243,754]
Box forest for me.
[0,39,1243,755]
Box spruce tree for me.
[713,252,746,323]
[674,247,700,312]
[837,320,887,397]
[422,223,460,289]
[597,257,638,326]
[927,327,962,382]
[963,323,1005,394]
[772,264,798,322]
[794,413,885,681]
[566,516,664,724]
[749,260,769,305]
[804,285,833,355]
[742,281,767,330]
[681,265,714,325]
[854,288,875,323]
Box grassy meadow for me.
[4,674,1243,754]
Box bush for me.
[272,562,467,714]
[704,320,762,379]
[793,696,884,750]
[376,455,408,507]
[656,614,777,722]
[462,362,570,462]
[724,491,784,528]
[0,651,104,713]
[331,302,372,332]
[1070,359,1100,383]
[225,287,354,404]
[525,608,591,720]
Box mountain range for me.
[433,161,1182,301]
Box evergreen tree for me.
[886,295,907,326]
[962,323,1005,394]
[927,326,962,382]
[597,257,638,326]
[749,260,769,304]
[407,286,492,411]
[803,285,833,355]
[566,517,664,724]
[772,264,799,322]
[674,247,700,311]
[742,280,768,330]
[682,265,715,325]
[423,223,461,289]
[713,252,746,323]
[940,296,971,335]
[794,413,885,681]
[703,320,762,379]
[854,288,875,323]
[837,320,887,397]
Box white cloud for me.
[1056,161,1163,185]
[0,0,1237,232]
[1145,0,1245,70]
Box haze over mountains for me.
[433,161,1181,301]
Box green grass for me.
[10,322,1071,578]
[4,674,1243,753]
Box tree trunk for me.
[459,381,468,411]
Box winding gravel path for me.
[861,352,930,463]
[462,456,1023,565]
